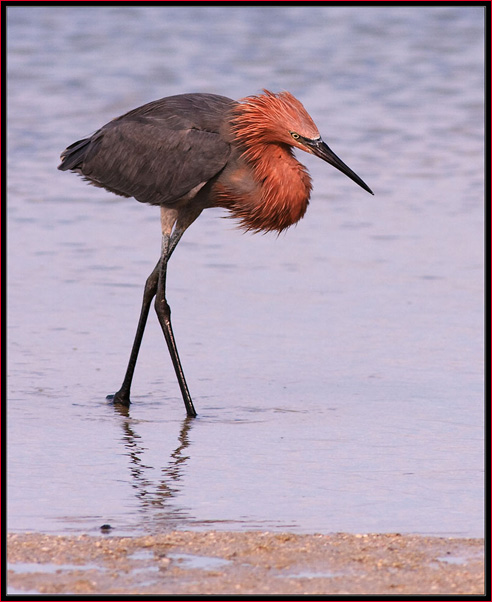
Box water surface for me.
[7,6,484,537]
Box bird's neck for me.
[256,143,312,227]
[216,142,312,233]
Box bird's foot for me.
[106,390,131,406]
[185,404,198,419]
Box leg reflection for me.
[113,404,194,521]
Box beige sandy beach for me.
[7,530,484,595]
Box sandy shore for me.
[7,530,484,595]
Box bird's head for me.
[233,89,373,195]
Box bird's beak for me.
[306,138,374,195]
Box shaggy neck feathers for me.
[216,91,315,233]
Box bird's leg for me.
[108,260,161,406]
[107,229,186,408]
[154,229,197,418]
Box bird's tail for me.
[58,137,92,171]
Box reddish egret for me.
[59,90,373,417]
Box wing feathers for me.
[59,94,234,206]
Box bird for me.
[58,89,373,418]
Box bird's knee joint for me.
[154,296,171,319]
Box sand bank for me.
[7,531,484,595]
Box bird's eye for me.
[290,132,300,140]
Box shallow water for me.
[7,6,484,538]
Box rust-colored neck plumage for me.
[215,90,317,233]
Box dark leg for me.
[154,232,197,418]
[109,209,198,417]
[108,260,160,406]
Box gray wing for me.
[59,94,234,206]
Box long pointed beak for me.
[306,138,374,195]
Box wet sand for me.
[7,531,484,595]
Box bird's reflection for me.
[113,403,194,523]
